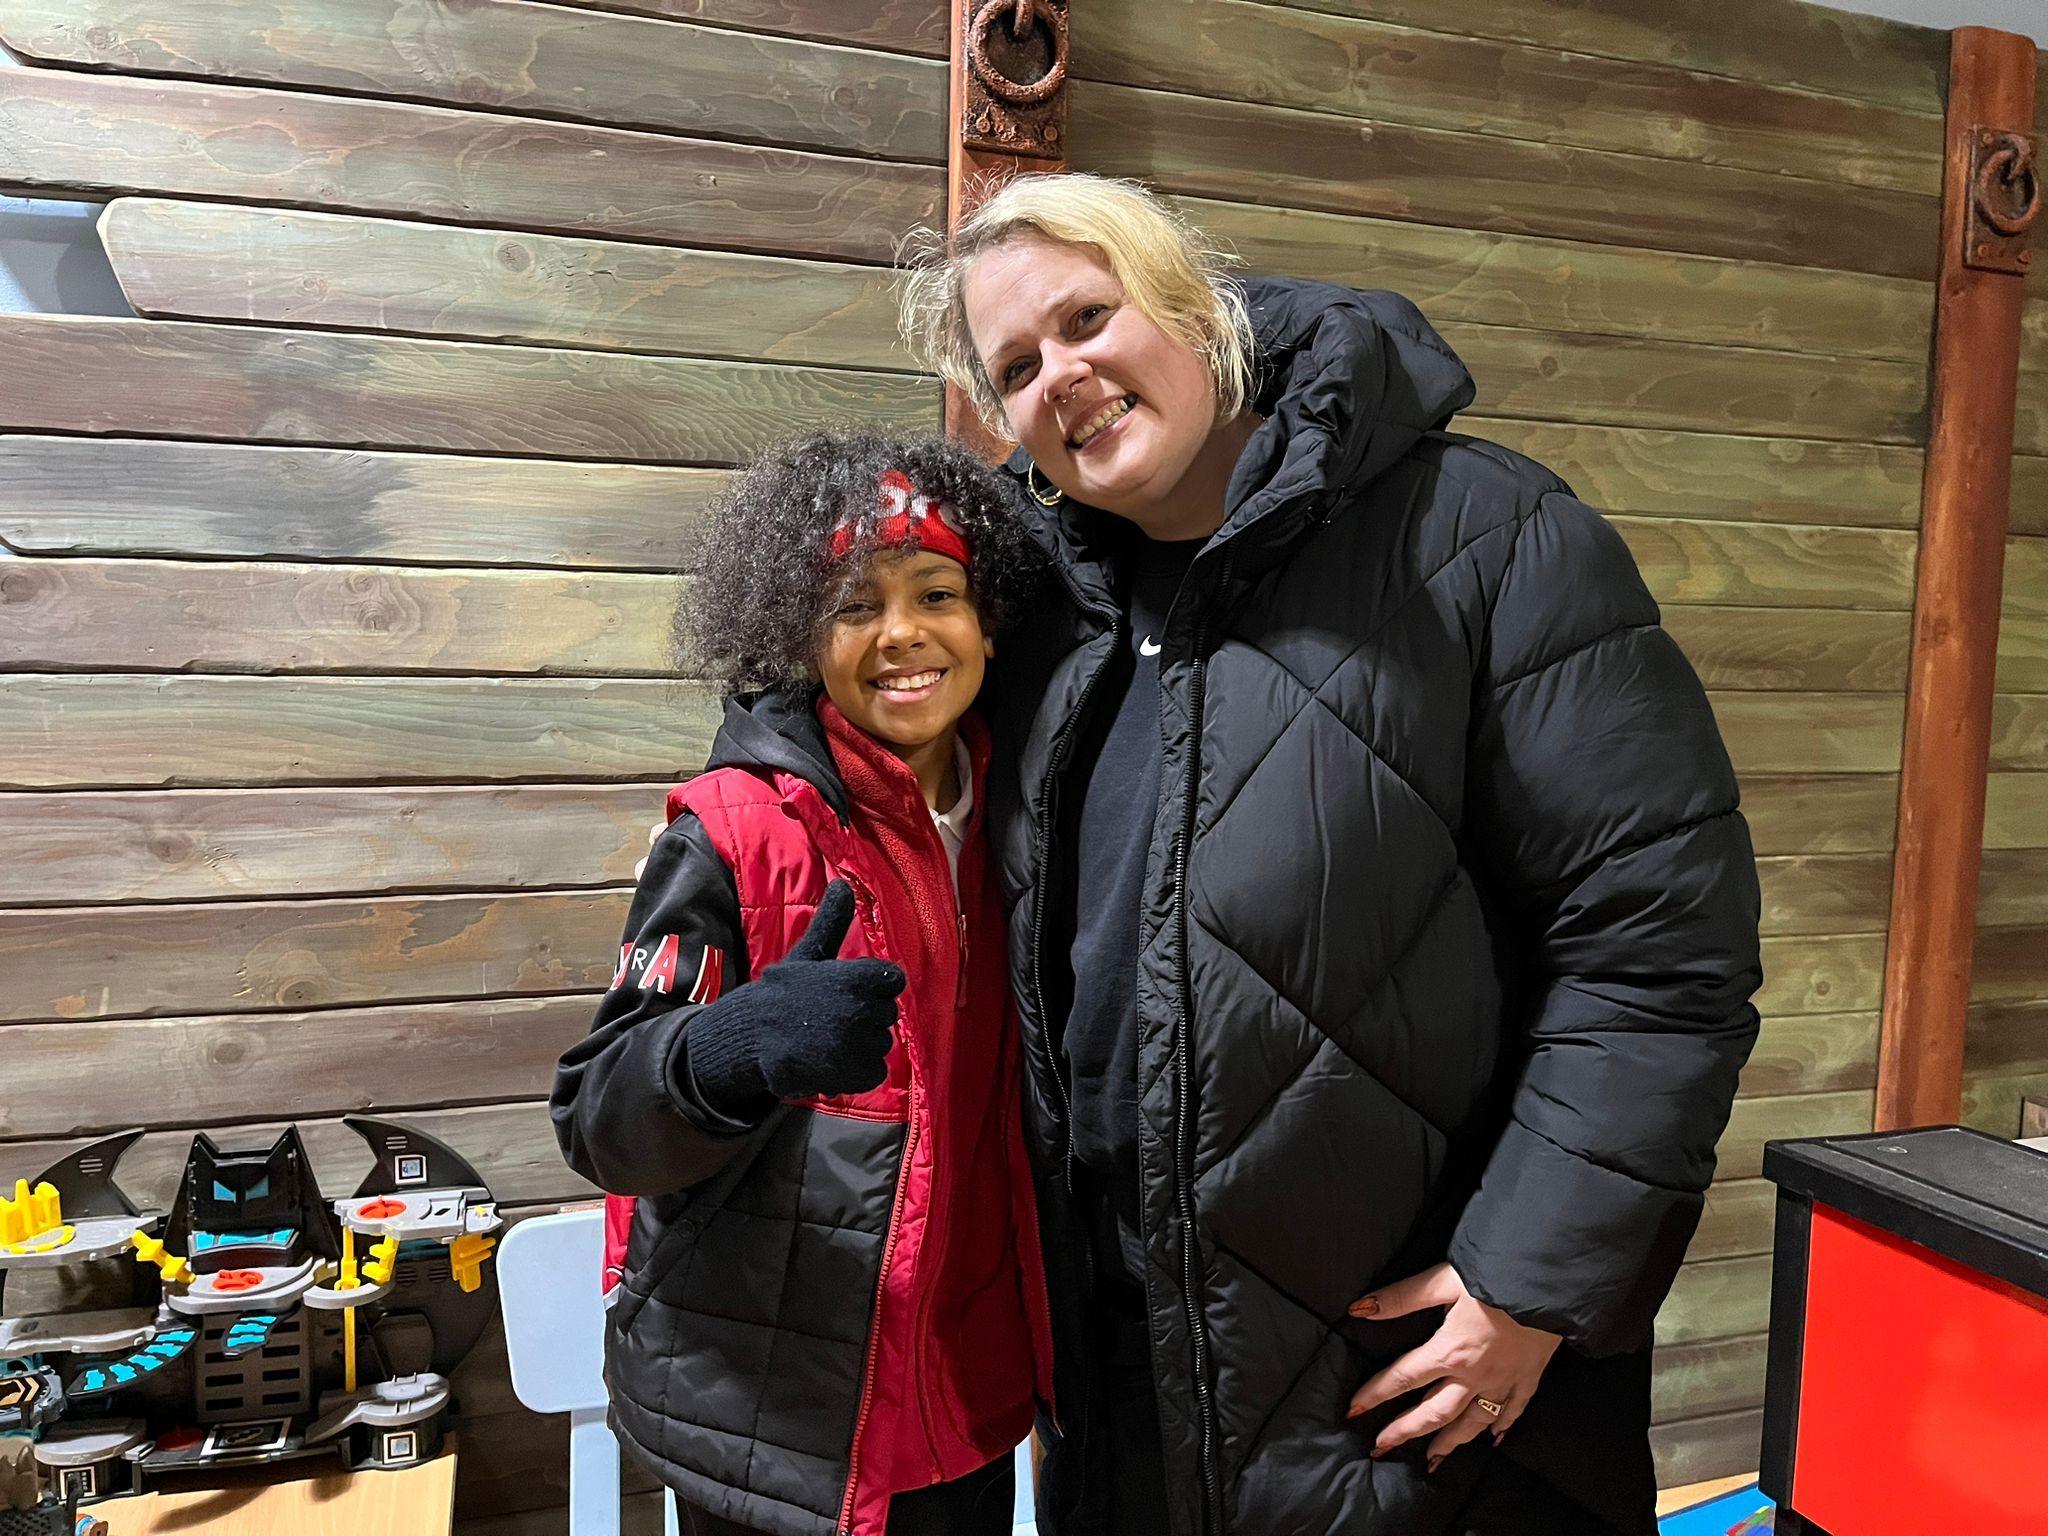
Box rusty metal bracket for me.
[1964,126,2039,272]
[962,0,1068,160]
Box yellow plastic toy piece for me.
[337,1227,362,1393]
[361,1233,399,1288]
[130,1229,194,1286]
[344,1298,359,1394]
[448,1233,496,1294]
[7,1223,74,1256]
[0,1179,64,1251]
[335,1224,362,1292]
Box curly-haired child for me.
[551,431,1052,1536]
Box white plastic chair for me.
[498,1205,679,1536]
[1011,1440,1037,1533]
[500,1204,1037,1535]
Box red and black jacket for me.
[551,689,1053,1536]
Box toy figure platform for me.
[97,1439,454,1535]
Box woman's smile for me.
[1067,393,1138,451]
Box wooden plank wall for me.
[1060,0,2035,1488]
[1962,324,2048,1142]
[1967,42,2048,1135]
[0,1,944,1529]
[1,0,2036,1519]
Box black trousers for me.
[1088,1287,1176,1533]
[675,1452,1015,1536]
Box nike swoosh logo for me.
[1139,636,1162,656]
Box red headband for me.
[826,469,973,568]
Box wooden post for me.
[945,0,1069,460]
[1874,27,2039,1132]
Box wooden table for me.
[100,1445,455,1535]
[1656,1472,1761,1516]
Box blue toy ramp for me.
[1658,1482,1774,1535]
[1007,1472,1775,1535]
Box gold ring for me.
[1474,1397,1504,1418]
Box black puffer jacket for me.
[983,278,1763,1536]
[551,695,1046,1536]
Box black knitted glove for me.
[684,881,904,1112]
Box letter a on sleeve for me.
[608,933,724,1002]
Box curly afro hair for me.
[680,429,1046,694]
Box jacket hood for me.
[705,689,992,831]
[703,688,852,823]
[1225,276,1475,537]
[1011,276,1474,579]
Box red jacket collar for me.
[816,695,990,843]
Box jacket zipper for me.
[840,811,957,1536]
[1023,1177,1064,1438]
[957,910,969,1009]
[837,1077,920,1536]
[909,820,964,1465]
[1171,554,1231,1536]
[1027,617,1120,1189]
[1022,625,1117,1455]
[975,792,1063,1438]
[904,807,974,1491]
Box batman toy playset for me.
[0,1117,499,1527]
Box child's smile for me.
[871,666,947,703]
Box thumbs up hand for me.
[684,881,905,1109]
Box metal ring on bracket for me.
[967,0,1067,108]
[1974,139,2041,238]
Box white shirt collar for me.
[930,735,974,841]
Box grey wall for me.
[1820,0,2047,44]
[0,45,130,317]
[0,196,131,316]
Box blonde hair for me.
[898,173,1254,431]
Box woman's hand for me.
[1345,1263,1561,1471]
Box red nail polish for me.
[1345,1403,1369,1420]
[1426,1457,1443,1476]
[1348,1297,1379,1317]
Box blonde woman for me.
[900,175,1762,1536]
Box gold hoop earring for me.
[1026,463,1065,507]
